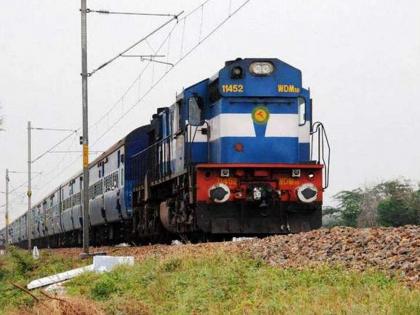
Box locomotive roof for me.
[208,57,301,84]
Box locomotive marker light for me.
[296,183,318,203]
[220,169,230,177]
[231,66,243,79]
[249,61,274,76]
[291,169,301,178]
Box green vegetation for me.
[1,248,419,314]
[66,252,420,315]
[324,179,420,227]
[0,247,89,314]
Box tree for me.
[323,180,419,227]
[377,182,420,226]
[323,189,363,227]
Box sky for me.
[0,0,419,228]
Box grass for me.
[0,247,89,314]
[66,252,420,315]
[1,247,419,314]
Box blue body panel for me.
[179,58,312,165]
[124,125,151,213]
[210,137,299,163]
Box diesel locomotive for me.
[1,58,330,247]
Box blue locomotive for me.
[1,58,330,247]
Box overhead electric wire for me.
[31,130,78,163]
[31,127,77,132]
[89,21,179,131]
[91,0,251,147]
[31,135,81,195]
[139,58,174,66]
[88,11,184,76]
[86,0,217,132]
[6,0,250,191]
[88,9,177,17]
[87,0,220,134]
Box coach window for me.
[120,168,124,187]
[298,97,306,126]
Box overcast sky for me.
[1,0,419,228]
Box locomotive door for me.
[173,100,185,174]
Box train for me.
[0,58,330,248]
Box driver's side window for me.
[298,97,306,126]
[188,96,202,126]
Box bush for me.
[9,246,35,275]
[91,276,118,300]
[378,189,420,226]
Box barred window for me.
[104,174,113,191]
[113,172,119,188]
[75,192,81,205]
[96,181,103,196]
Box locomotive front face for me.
[192,58,324,234]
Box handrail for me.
[310,121,331,189]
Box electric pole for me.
[27,121,32,251]
[81,0,90,255]
[77,2,180,256]
[5,168,9,250]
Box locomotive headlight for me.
[296,183,318,203]
[249,62,274,76]
[209,183,230,203]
